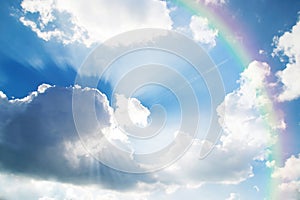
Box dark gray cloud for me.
[0,85,153,190]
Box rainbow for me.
[172,0,283,199]
[172,0,252,67]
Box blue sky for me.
[0,0,300,199]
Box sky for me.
[0,0,300,199]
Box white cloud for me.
[203,0,227,6]
[114,94,150,128]
[219,61,284,150]
[253,185,260,192]
[193,0,227,6]
[225,193,240,200]
[278,181,300,200]
[273,20,300,101]
[0,84,152,188]
[272,154,300,181]
[0,172,149,200]
[0,91,7,99]
[37,83,52,93]
[19,16,64,42]
[189,15,218,47]
[19,0,173,47]
[158,139,254,186]
[272,154,300,199]
[0,62,287,196]
[128,97,150,127]
[266,160,276,168]
[0,84,199,188]
[217,61,283,160]
[155,61,285,186]
[259,49,265,55]
[21,0,55,27]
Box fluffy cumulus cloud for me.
[155,61,285,187]
[0,84,203,197]
[0,84,157,190]
[219,61,285,149]
[271,154,300,199]
[273,19,300,102]
[0,61,287,198]
[189,15,218,47]
[19,0,173,47]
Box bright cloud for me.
[114,94,150,128]
[156,61,285,187]
[219,61,283,154]
[0,172,149,200]
[0,60,289,198]
[273,154,300,181]
[19,16,63,42]
[220,61,281,149]
[189,15,218,47]
[0,60,286,195]
[1,1,299,199]
[273,19,300,102]
[0,84,200,193]
[203,0,227,6]
[225,193,240,200]
[19,0,173,47]
[272,154,300,199]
